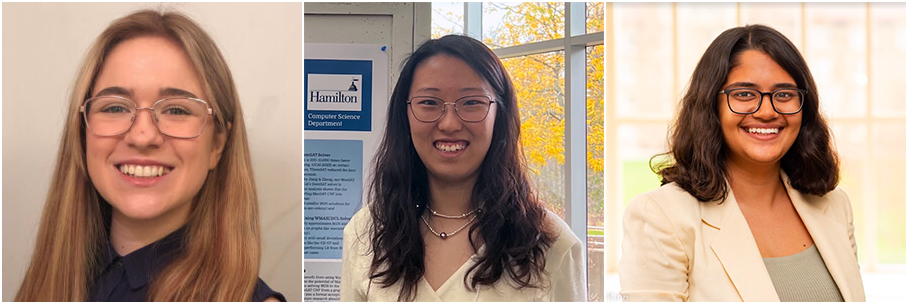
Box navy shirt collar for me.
[98,226,185,290]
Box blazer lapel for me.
[703,189,780,302]
[783,172,864,301]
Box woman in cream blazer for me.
[619,25,865,302]
[620,171,864,301]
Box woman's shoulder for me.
[820,187,851,207]
[344,206,371,235]
[625,183,703,219]
[343,206,373,248]
[543,209,582,255]
[253,277,286,302]
[802,186,853,222]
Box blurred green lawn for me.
[622,160,662,208]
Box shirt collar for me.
[100,226,186,290]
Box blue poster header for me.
[305,59,373,131]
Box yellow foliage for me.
[489,3,603,174]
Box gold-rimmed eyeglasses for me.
[80,95,214,138]
[407,95,496,123]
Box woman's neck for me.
[427,174,478,215]
[726,159,785,208]
[109,205,190,256]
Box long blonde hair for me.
[15,9,261,301]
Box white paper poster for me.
[303,43,388,302]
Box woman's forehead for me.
[93,36,207,101]
[411,55,493,95]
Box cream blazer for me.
[619,171,865,301]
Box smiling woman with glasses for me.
[340,35,585,301]
[15,10,283,301]
[618,25,864,302]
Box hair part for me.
[367,35,555,301]
[653,24,840,202]
[16,9,261,301]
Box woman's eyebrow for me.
[724,82,758,88]
[160,87,199,98]
[94,86,132,98]
[413,87,441,94]
[724,82,798,90]
[459,87,486,93]
[413,87,487,94]
[772,83,798,89]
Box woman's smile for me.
[434,140,470,157]
[114,159,175,187]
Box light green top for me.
[763,244,844,302]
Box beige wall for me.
[1,2,302,301]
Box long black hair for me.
[654,24,840,202]
[367,35,556,301]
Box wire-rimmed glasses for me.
[718,88,807,115]
[80,96,214,138]
[407,95,496,123]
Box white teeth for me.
[746,127,780,135]
[434,142,466,152]
[118,164,171,178]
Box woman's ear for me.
[209,122,231,170]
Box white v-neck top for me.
[340,206,586,301]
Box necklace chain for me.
[421,214,476,240]
[426,206,480,219]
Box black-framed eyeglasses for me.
[718,88,806,115]
[80,95,214,139]
[407,95,497,123]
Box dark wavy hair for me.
[367,35,556,301]
[653,24,840,202]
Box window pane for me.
[740,2,803,50]
[676,3,737,94]
[829,122,869,264]
[805,3,867,118]
[870,3,906,118]
[613,2,674,118]
[587,45,604,302]
[483,2,564,48]
[432,2,464,39]
[501,51,565,219]
[586,2,603,34]
[871,122,906,264]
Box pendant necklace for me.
[421,214,477,240]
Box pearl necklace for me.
[420,214,477,240]
[426,206,481,219]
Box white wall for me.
[1,2,302,301]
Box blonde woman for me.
[15,10,283,301]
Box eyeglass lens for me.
[409,96,492,122]
[726,88,803,114]
[83,97,209,138]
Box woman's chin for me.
[110,199,182,222]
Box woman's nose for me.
[124,109,165,149]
